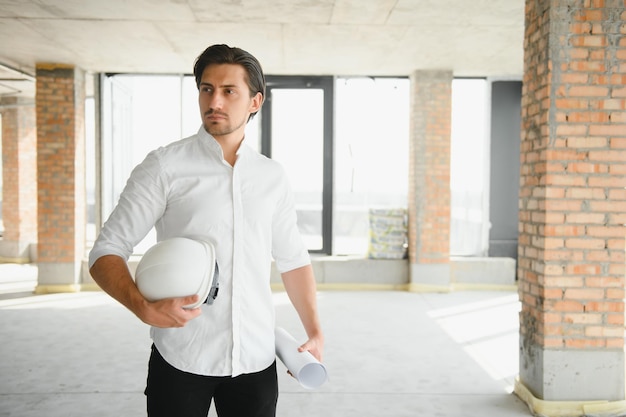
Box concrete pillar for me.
[516,0,626,407]
[407,70,453,291]
[0,96,37,262]
[35,64,86,293]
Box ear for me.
[249,92,263,114]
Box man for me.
[89,44,324,417]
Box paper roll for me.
[275,327,328,389]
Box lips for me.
[205,111,227,121]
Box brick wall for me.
[1,96,37,259]
[408,70,452,266]
[519,0,626,354]
[36,64,85,282]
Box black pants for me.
[145,345,278,417]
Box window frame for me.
[260,76,334,255]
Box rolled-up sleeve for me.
[270,171,310,273]
[88,150,168,268]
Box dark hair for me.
[193,44,266,121]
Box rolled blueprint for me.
[275,327,328,389]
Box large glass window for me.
[269,89,325,251]
[334,77,410,255]
[97,74,490,258]
[450,78,489,256]
[85,96,96,247]
[0,114,3,236]
[259,76,333,253]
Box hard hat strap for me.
[204,262,219,305]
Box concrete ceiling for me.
[0,0,525,98]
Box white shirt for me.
[88,127,310,377]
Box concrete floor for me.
[0,263,531,417]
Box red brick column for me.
[36,64,86,292]
[517,0,625,403]
[0,96,37,262]
[407,70,452,290]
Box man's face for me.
[198,63,262,139]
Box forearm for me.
[281,264,323,340]
[89,254,147,317]
[90,254,202,328]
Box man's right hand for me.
[137,295,203,328]
[90,255,203,329]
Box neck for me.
[214,134,243,166]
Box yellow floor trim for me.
[35,284,82,294]
[407,283,453,293]
[79,283,102,292]
[407,282,518,293]
[451,282,518,292]
[270,282,518,293]
[0,257,31,264]
[514,378,626,417]
[271,282,410,292]
[35,283,102,293]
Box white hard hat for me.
[134,237,219,309]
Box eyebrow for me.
[199,82,239,89]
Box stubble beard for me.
[203,113,247,139]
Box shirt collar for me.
[197,125,249,161]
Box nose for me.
[207,91,224,110]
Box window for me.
[97,74,490,258]
[334,77,410,255]
[450,78,489,256]
[85,96,96,247]
[0,114,3,236]
[100,74,412,256]
[260,76,410,256]
[260,76,333,253]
